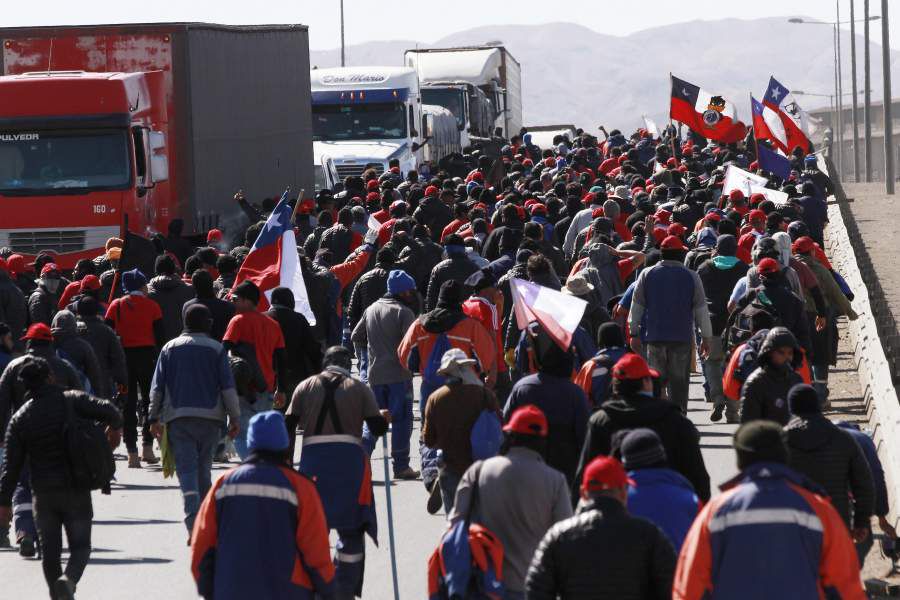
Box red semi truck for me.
[0,23,312,268]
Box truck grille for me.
[8,230,86,255]
[335,162,385,179]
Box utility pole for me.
[836,1,844,181]
[340,0,346,67]
[882,0,894,194]
[850,0,861,181]
[865,0,873,181]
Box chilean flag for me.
[763,76,811,154]
[670,75,747,143]
[510,277,586,350]
[231,191,316,325]
[751,95,788,152]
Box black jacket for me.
[266,305,323,395]
[347,264,392,330]
[396,237,444,291]
[79,315,128,396]
[319,224,354,264]
[51,311,105,398]
[576,392,710,501]
[425,255,478,311]
[148,275,195,346]
[413,195,452,242]
[697,259,749,335]
[740,327,804,425]
[183,296,235,343]
[28,284,59,326]
[525,495,676,600]
[0,270,27,340]
[0,345,83,435]
[0,385,122,504]
[741,278,811,355]
[785,414,875,529]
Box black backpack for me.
[63,391,115,492]
[722,293,782,357]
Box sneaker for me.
[426,481,443,515]
[142,444,160,465]
[0,529,11,549]
[710,404,724,422]
[213,449,229,463]
[52,575,75,600]
[127,453,142,469]
[18,535,35,558]
[394,467,420,481]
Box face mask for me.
[43,278,60,294]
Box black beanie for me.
[232,280,260,305]
[184,304,212,334]
[270,287,295,310]
[621,428,668,470]
[598,322,625,348]
[76,296,101,318]
[734,421,788,469]
[18,356,51,392]
[788,383,820,416]
[437,279,464,310]
[716,234,737,257]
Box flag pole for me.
[668,72,678,158]
[749,93,761,164]
[381,435,401,600]
[289,188,306,225]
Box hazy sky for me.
[3,0,896,50]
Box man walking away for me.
[784,384,875,551]
[105,269,164,467]
[526,455,676,600]
[148,254,195,346]
[739,327,804,425]
[0,356,122,600]
[353,270,419,480]
[285,346,389,599]
[76,297,127,405]
[628,236,714,413]
[621,428,699,552]
[183,270,234,343]
[190,410,334,600]
[449,405,572,599]
[266,287,323,400]
[148,304,241,535]
[674,421,866,600]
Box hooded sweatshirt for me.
[51,310,105,396]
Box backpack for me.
[470,390,502,461]
[63,391,115,492]
[422,332,453,390]
[427,462,505,600]
[721,293,781,357]
[584,347,628,409]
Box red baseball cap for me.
[748,209,767,223]
[471,172,484,182]
[792,236,815,254]
[728,189,745,202]
[298,199,316,215]
[582,192,597,206]
[365,191,380,202]
[206,228,223,243]
[581,456,635,493]
[80,275,101,292]
[503,405,548,437]
[424,185,439,197]
[757,257,781,275]
[666,157,677,168]
[749,192,766,207]
[530,204,547,216]
[654,209,672,223]
[612,353,659,380]
[22,322,53,342]
[660,235,687,251]
[667,223,687,238]
[591,207,605,219]
[704,212,722,224]
[40,263,59,277]
[366,179,380,191]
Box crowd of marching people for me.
[0,119,892,599]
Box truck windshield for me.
[312,102,407,141]
[422,88,465,130]
[0,129,130,195]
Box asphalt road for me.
[0,372,742,600]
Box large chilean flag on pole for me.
[231,191,316,325]
[763,76,811,154]
[670,75,747,143]
[510,278,587,350]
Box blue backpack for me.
[422,332,453,389]
[470,389,502,461]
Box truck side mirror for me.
[412,137,431,153]
[148,131,169,183]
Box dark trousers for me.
[33,489,93,594]
[124,346,156,452]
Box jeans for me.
[362,381,413,473]
[702,337,737,419]
[13,466,36,541]
[438,468,461,514]
[233,393,274,460]
[33,489,93,595]
[167,417,221,532]
[124,346,156,453]
[647,341,693,413]
[334,527,366,599]
[354,344,369,384]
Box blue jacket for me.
[627,467,698,552]
[673,462,865,600]
[149,333,239,425]
[629,260,713,343]
[838,422,889,516]
[191,456,335,600]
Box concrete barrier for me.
[823,157,900,525]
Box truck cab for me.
[310,67,426,179]
[0,71,169,267]
[419,82,495,149]
[313,152,340,192]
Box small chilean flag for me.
[510,277,587,350]
[670,75,747,144]
[751,95,788,152]
[763,76,811,154]
[231,191,316,325]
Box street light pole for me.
[834,19,844,180]
[881,0,894,194]
[865,0,873,181]
[340,0,346,67]
[850,0,861,182]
